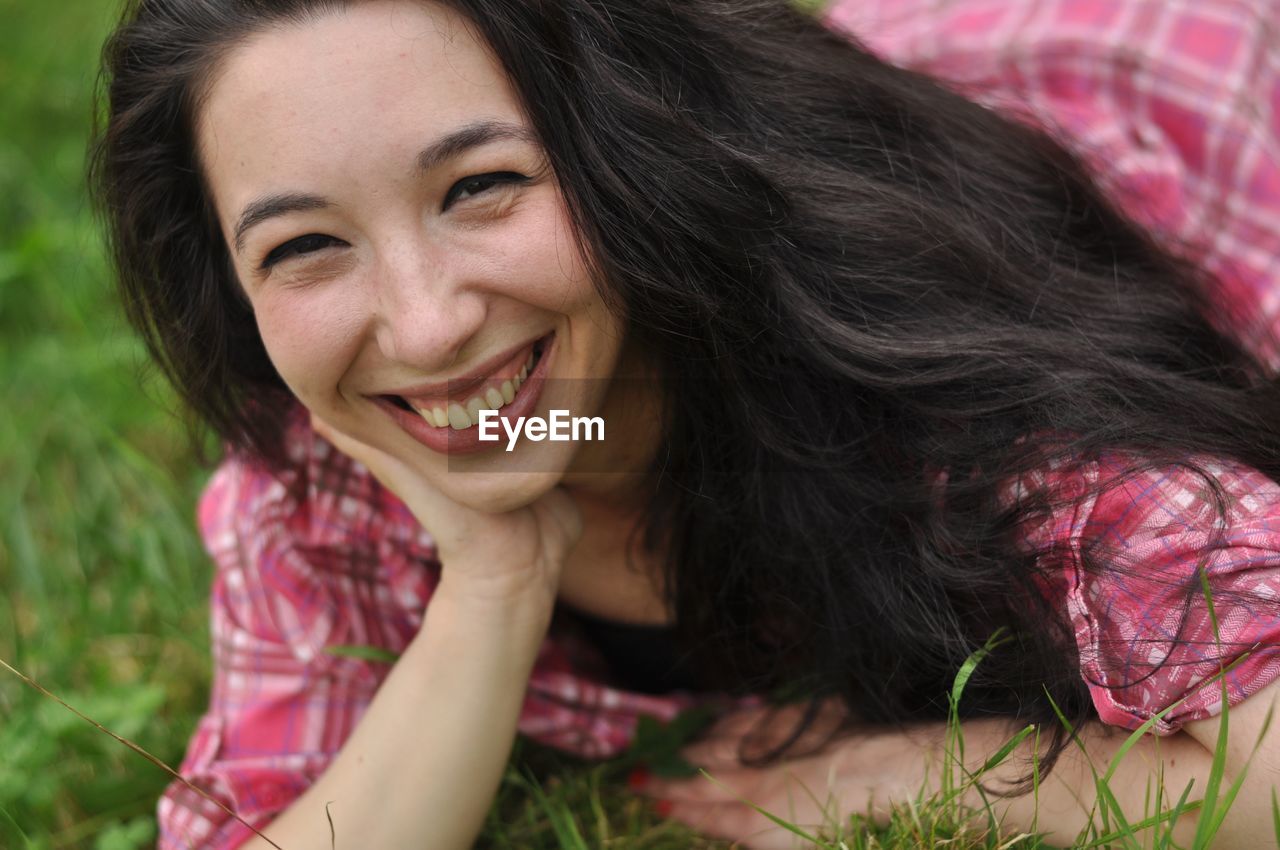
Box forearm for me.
[238,578,554,850]
[952,718,1275,848]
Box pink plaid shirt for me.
[157,2,1280,847]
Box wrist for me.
[944,718,1152,848]
[431,570,557,631]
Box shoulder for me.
[818,0,1270,218]
[1045,452,1280,561]
[1003,449,1280,553]
[821,0,1280,365]
[822,0,1267,88]
[1016,450,1280,734]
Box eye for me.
[260,234,346,270]
[442,171,529,210]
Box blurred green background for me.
[1,0,214,847]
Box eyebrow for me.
[415,119,536,174]
[231,119,538,254]
[233,194,329,254]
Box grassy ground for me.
[1,1,1272,848]
[1,0,215,847]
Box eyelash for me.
[258,171,530,270]
[442,171,528,210]
[260,233,341,269]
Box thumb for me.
[307,412,500,553]
[309,412,336,444]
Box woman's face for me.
[197,0,632,512]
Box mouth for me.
[382,333,551,427]
[374,331,556,455]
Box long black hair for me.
[91,0,1280,792]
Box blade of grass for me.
[977,723,1037,776]
[1271,787,1279,846]
[1190,569,1227,850]
[510,766,591,850]
[949,630,1013,729]
[1030,722,1041,844]
[584,770,610,846]
[1042,688,1109,844]
[1079,796,1202,848]
[1197,695,1275,845]
[0,806,33,849]
[694,768,827,845]
[324,644,401,664]
[0,655,284,850]
[1154,777,1199,850]
[942,628,1013,824]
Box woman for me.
[89,0,1280,847]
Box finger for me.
[308,413,489,545]
[309,412,400,479]
[642,766,756,805]
[309,412,333,442]
[530,485,583,546]
[310,409,518,533]
[310,412,370,463]
[692,698,850,760]
[659,799,828,850]
[707,696,845,739]
[309,413,579,570]
[680,736,750,771]
[705,705,773,738]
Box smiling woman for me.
[88,0,1280,848]
[195,5,642,512]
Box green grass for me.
[1,0,215,847]
[465,630,1277,850]
[1,0,1276,848]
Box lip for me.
[378,333,545,404]
[374,331,557,456]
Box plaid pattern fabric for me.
[1003,450,1280,735]
[826,0,1280,369]
[158,2,1280,847]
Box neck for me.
[559,334,663,509]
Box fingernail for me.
[653,798,673,817]
[626,765,650,791]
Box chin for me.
[434,438,585,513]
[438,468,566,514]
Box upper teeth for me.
[412,350,537,430]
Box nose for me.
[370,239,485,370]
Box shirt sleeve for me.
[822,0,1280,369]
[1012,453,1280,736]
[155,423,440,850]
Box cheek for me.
[251,289,365,401]
[494,194,598,308]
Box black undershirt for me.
[561,605,703,695]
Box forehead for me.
[197,0,524,219]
